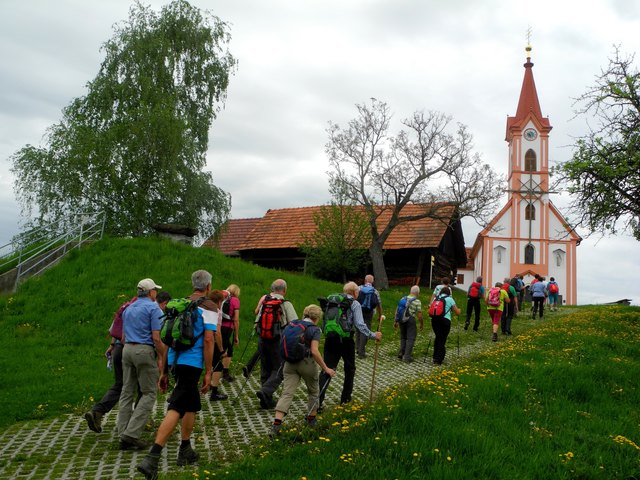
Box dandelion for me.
[433,448,440,453]
[412,452,419,457]
[447,456,452,461]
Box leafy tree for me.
[299,201,371,282]
[326,99,503,288]
[554,47,640,240]
[11,0,236,238]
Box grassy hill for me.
[1,236,639,478]
[0,236,461,429]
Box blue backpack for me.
[358,285,379,312]
[280,320,312,362]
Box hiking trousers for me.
[117,344,158,440]
[93,342,123,414]
[356,309,374,356]
[319,333,356,407]
[465,297,481,331]
[399,318,417,361]
[431,316,451,364]
[274,357,319,415]
[259,338,284,396]
[532,297,545,319]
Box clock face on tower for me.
[524,128,538,141]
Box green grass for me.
[166,305,640,480]
[0,236,461,428]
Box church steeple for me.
[506,45,551,141]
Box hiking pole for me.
[456,313,460,357]
[291,377,332,444]
[424,330,432,364]
[237,327,257,363]
[369,315,385,403]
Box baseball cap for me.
[137,278,162,292]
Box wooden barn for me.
[203,203,467,287]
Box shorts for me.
[167,364,203,416]
[222,325,235,357]
[488,309,502,325]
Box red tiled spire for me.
[505,46,551,140]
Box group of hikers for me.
[84,269,560,479]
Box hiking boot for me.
[464,322,469,331]
[402,357,414,363]
[223,372,235,383]
[256,391,275,409]
[209,392,228,401]
[176,444,199,466]
[120,435,150,451]
[397,353,403,360]
[357,353,367,359]
[84,410,103,433]
[305,415,318,428]
[269,422,282,437]
[242,366,250,378]
[492,333,498,342]
[137,452,160,480]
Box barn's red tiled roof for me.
[203,218,261,256]
[236,203,457,251]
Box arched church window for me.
[525,203,536,220]
[524,149,537,172]
[524,244,535,264]
[554,249,565,267]
[494,245,506,264]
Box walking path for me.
[0,329,496,479]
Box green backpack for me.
[319,293,354,337]
[160,297,205,351]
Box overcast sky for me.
[1,0,639,304]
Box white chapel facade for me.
[465,46,581,304]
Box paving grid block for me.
[0,331,495,479]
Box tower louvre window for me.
[525,244,535,264]
[525,203,536,220]
[524,149,537,172]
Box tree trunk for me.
[369,240,388,289]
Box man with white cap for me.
[117,278,166,450]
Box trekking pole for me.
[237,328,256,363]
[369,315,385,403]
[424,330,432,364]
[457,313,460,357]
[291,377,331,444]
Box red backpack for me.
[108,296,138,341]
[468,282,481,298]
[487,288,501,307]
[257,295,285,340]
[549,282,559,294]
[428,296,449,318]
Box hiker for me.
[509,275,521,316]
[394,285,423,363]
[501,277,517,335]
[547,277,560,311]
[270,304,336,436]
[517,275,525,314]
[220,285,241,383]
[207,289,229,401]
[318,282,382,411]
[356,274,382,359]
[464,276,485,332]
[255,279,298,409]
[530,278,547,319]
[431,276,451,302]
[116,278,166,451]
[84,291,171,433]
[430,286,460,365]
[485,282,510,342]
[137,270,220,479]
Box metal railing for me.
[0,211,106,292]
